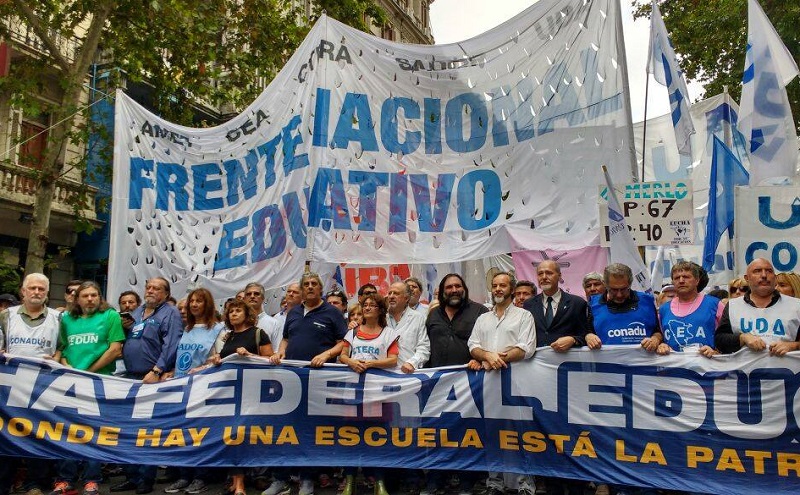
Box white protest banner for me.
[735,185,800,272]
[109,0,635,300]
[599,181,693,246]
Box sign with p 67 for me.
[599,181,694,246]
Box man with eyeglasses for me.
[386,281,429,372]
[244,282,282,352]
[586,263,662,351]
[404,277,429,314]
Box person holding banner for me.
[468,272,536,495]
[586,263,662,351]
[113,277,183,495]
[52,281,125,495]
[0,273,60,495]
[386,282,429,373]
[655,262,723,356]
[715,258,800,355]
[423,273,488,495]
[338,293,398,495]
[522,260,589,352]
[265,272,348,495]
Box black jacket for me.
[524,291,590,347]
[426,300,489,367]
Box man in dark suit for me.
[523,260,590,351]
[523,260,591,494]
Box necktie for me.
[545,296,554,327]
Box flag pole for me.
[615,0,640,183]
[641,74,650,182]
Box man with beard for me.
[523,260,590,351]
[52,281,125,495]
[113,277,182,495]
[468,272,535,495]
[386,281,429,372]
[716,257,800,354]
[244,282,282,353]
[0,273,60,495]
[423,273,488,495]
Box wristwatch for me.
[151,368,163,377]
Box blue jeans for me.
[124,465,157,487]
[57,459,102,484]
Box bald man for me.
[716,258,800,355]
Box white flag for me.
[739,0,799,185]
[647,0,695,157]
[603,166,652,293]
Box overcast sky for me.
[429,0,705,123]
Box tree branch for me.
[10,0,71,72]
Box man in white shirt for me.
[468,272,535,495]
[244,282,282,350]
[404,277,429,314]
[386,281,430,372]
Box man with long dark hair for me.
[51,281,125,495]
[423,273,488,495]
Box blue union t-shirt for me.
[283,301,348,361]
[591,291,658,345]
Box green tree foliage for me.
[634,0,800,130]
[0,0,385,274]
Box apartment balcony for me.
[3,16,80,65]
[0,162,102,246]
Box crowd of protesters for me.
[1,258,799,495]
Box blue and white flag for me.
[647,0,695,157]
[739,0,799,185]
[702,136,749,271]
[602,166,652,293]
